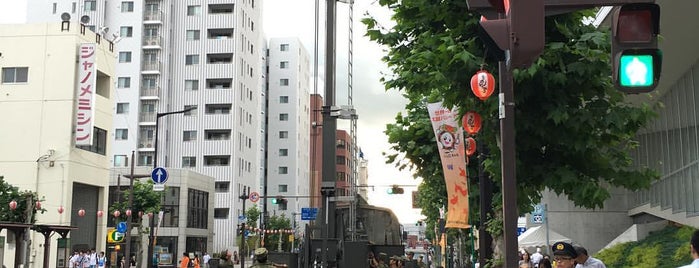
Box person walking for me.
[551,242,578,268]
[531,248,544,268]
[574,246,606,268]
[89,249,97,268]
[180,253,191,268]
[202,252,211,268]
[97,252,107,268]
[679,230,699,268]
[193,254,201,268]
[218,251,235,268]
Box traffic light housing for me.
[387,185,405,195]
[271,196,287,205]
[476,0,544,68]
[612,3,662,93]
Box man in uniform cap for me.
[250,248,274,268]
[552,242,578,268]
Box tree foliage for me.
[363,0,658,230]
[0,177,46,223]
[109,179,162,223]
[263,214,292,252]
[245,205,261,227]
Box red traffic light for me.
[615,3,660,44]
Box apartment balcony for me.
[141,61,161,74]
[138,138,155,151]
[142,36,162,49]
[139,112,156,124]
[140,86,160,100]
[143,11,163,24]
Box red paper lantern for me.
[78,209,86,217]
[9,200,17,210]
[125,209,132,217]
[138,211,144,218]
[462,111,482,136]
[35,201,42,210]
[113,210,121,218]
[57,206,65,214]
[97,210,104,217]
[470,70,495,101]
[465,137,477,156]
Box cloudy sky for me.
[0,0,423,223]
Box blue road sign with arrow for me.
[151,167,168,184]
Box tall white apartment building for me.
[27,0,264,251]
[265,38,311,222]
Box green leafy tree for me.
[246,205,261,228]
[264,214,292,252]
[109,179,162,224]
[0,177,46,223]
[363,0,659,262]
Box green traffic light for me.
[619,54,654,87]
[272,198,278,204]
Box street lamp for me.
[147,106,194,268]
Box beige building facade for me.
[0,23,115,267]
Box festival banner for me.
[427,102,470,229]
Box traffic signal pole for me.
[320,0,338,267]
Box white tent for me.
[518,226,573,248]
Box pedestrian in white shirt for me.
[90,249,98,268]
[574,246,606,268]
[97,252,107,268]
[202,252,211,268]
[531,247,544,268]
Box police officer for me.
[551,242,578,268]
[250,248,275,268]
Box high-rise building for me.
[264,38,311,222]
[27,0,264,251]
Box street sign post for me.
[249,191,260,203]
[151,167,168,184]
[301,207,318,220]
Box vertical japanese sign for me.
[75,43,97,145]
[427,102,470,229]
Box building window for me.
[280,61,289,69]
[138,153,153,166]
[278,184,288,192]
[279,149,288,156]
[53,3,57,14]
[336,156,346,165]
[117,77,131,88]
[114,155,128,167]
[121,1,134,12]
[205,129,231,140]
[187,5,201,16]
[204,155,230,166]
[185,55,200,65]
[1,67,28,83]
[186,30,200,41]
[182,156,196,167]
[72,2,76,13]
[279,131,288,139]
[183,131,197,141]
[279,113,289,121]
[118,52,132,63]
[279,166,288,174]
[120,26,133,37]
[84,0,96,11]
[279,96,289,103]
[280,44,289,51]
[215,182,230,193]
[184,105,197,116]
[115,129,128,140]
[116,103,129,114]
[214,208,229,219]
[280,79,289,86]
[205,104,231,114]
[161,187,180,227]
[76,127,107,155]
[185,80,199,91]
